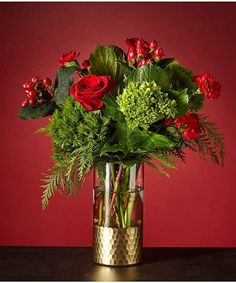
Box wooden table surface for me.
[0,247,236,281]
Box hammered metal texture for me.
[93,225,142,266]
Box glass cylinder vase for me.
[93,162,144,266]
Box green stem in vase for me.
[126,191,137,227]
[98,197,103,226]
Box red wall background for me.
[0,2,236,247]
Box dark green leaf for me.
[189,93,205,111]
[167,63,197,92]
[103,95,125,122]
[54,66,79,105]
[100,143,127,156]
[126,63,170,90]
[168,89,189,117]
[19,101,56,120]
[157,58,175,68]
[129,129,175,152]
[89,45,129,84]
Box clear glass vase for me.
[93,162,144,266]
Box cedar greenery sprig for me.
[194,115,225,166]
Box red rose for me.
[70,74,114,111]
[58,51,78,67]
[194,74,221,100]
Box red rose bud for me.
[154,47,164,60]
[149,40,158,50]
[43,77,52,87]
[31,76,40,83]
[183,126,200,141]
[28,89,37,98]
[28,98,35,105]
[81,60,90,69]
[194,74,221,100]
[136,46,146,57]
[136,39,149,48]
[58,51,78,67]
[21,99,28,107]
[125,38,138,48]
[38,99,46,105]
[70,74,114,111]
[138,58,149,67]
[136,39,145,47]
[23,82,34,90]
[23,82,29,89]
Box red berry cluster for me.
[194,74,221,100]
[125,38,164,67]
[165,113,201,141]
[21,76,53,107]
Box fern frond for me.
[193,115,225,166]
[41,166,64,209]
[145,158,170,178]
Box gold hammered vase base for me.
[93,225,142,266]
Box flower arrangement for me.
[19,38,224,210]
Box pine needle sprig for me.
[41,165,65,209]
[192,115,225,166]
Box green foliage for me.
[18,100,56,120]
[103,95,125,122]
[188,92,205,112]
[54,66,79,105]
[145,150,182,178]
[117,81,177,130]
[190,115,225,166]
[157,58,175,69]
[168,89,189,117]
[167,62,197,93]
[89,45,130,88]
[126,63,170,91]
[100,120,176,163]
[40,96,111,207]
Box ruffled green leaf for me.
[54,66,79,105]
[126,63,170,90]
[168,89,189,117]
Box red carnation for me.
[70,74,114,111]
[58,51,78,67]
[194,74,221,100]
[183,126,200,141]
[174,112,199,128]
[173,112,201,141]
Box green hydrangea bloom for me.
[117,81,177,130]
